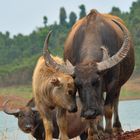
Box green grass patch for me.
[0,84,140,101]
[0,85,32,99]
[120,87,140,100]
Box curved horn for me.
[97,19,130,71]
[2,100,20,115]
[43,30,58,67]
[101,46,110,60]
[43,31,75,75]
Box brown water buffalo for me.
[64,9,135,139]
[3,99,44,140]
[3,98,88,140]
[32,31,78,140]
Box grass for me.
[0,85,32,99]
[120,76,140,100]
[120,88,140,100]
[0,76,140,100]
[0,81,140,101]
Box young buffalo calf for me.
[32,31,77,140]
[3,98,88,140]
[3,99,44,140]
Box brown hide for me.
[3,98,87,140]
[32,53,77,140]
[64,9,135,137]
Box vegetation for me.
[110,0,140,75]
[0,81,140,100]
[0,0,140,87]
[0,85,32,99]
[79,4,86,19]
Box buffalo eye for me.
[18,113,23,118]
[91,78,100,86]
[68,90,73,95]
[30,112,34,117]
[75,79,82,88]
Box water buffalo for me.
[3,99,44,140]
[32,31,79,140]
[3,98,88,140]
[64,9,135,139]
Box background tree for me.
[69,11,77,27]
[59,7,67,26]
[110,7,121,17]
[79,4,86,19]
[1,1,140,86]
[43,16,48,27]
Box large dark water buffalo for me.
[64,9,135,139]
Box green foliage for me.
[79,4,86,19]
[43,16,48,27]
[0,1,140,86]
[59,7,67,26]
[0,54,39,76]
[110,0,140,72]
[0,85,32,99]
[69,11,77,27]
[110,7,122,17]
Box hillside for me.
[0,0,140,86]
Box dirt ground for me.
[0,95,28,109]
[106,129,140,140]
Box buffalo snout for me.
[25,124,34,131]
[68,104,77,113]
[81,108,101,119]
[21,123,34,133]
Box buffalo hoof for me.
[98,130,105,140]
[88,135,99,140]
[104,130,113,139]
[59,136,69,140]
[113,127,123,135]
[88,133,105,140]
[104,128,112,134]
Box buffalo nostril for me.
[68,105,77,113]
[95,110,101,116]
[72,106,77,112]
[25,124,32,129]
[81,109,100,119]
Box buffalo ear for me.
[2,100,20,118]
[31,107,38,114]
[50,77,61,87]
[3,109,20,118]
[14,112,20,118]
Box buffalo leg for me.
[56,108,69,140]
[104,103,113,134]
[97,97,104,138]
[42,112,53,140]
[97,116,104,139]
[43,118,53,140]
[87,122,99,140]
[113,88,123,134]
[79,131,88,140]
[104,88,122,135]
[37,105,53,140]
